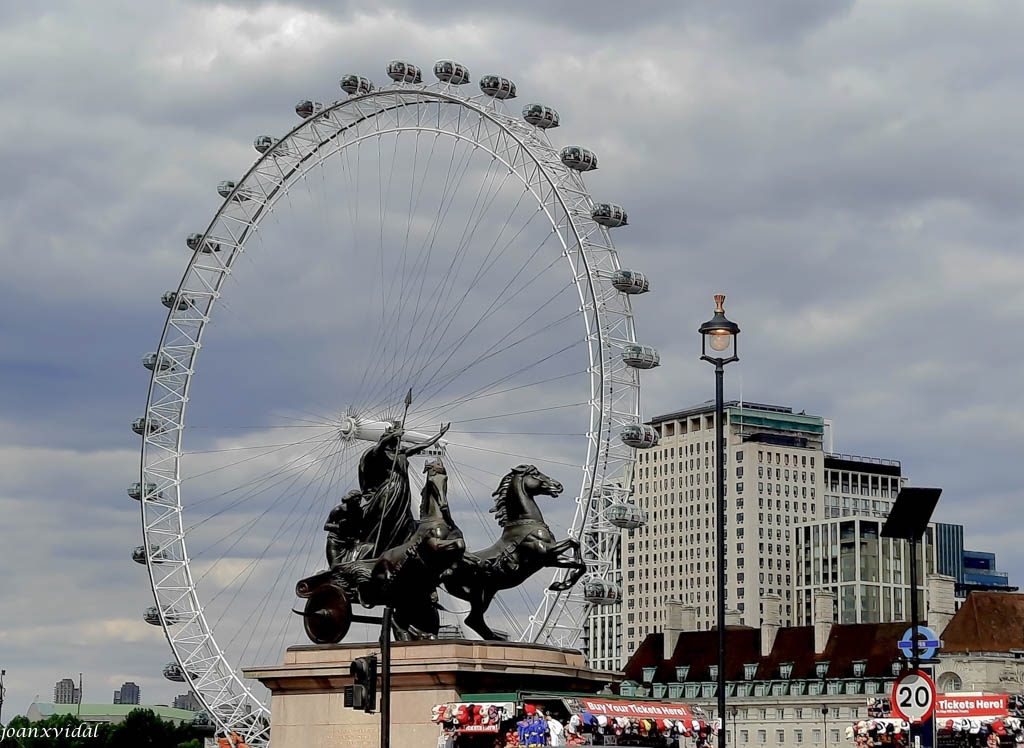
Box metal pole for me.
[823,707,828,748]
[908,535,920,747]
[380,606,391,748]
[715,363,727,748]
[909,535,920,671]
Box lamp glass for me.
[708,331,732,352]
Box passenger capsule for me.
[254,135,277,154]
[192,713,214,731]
[386,61,422,84]
[142,352,173,372]
[611,269,650,294]
[560,146,598,172]
[607,502,647,530]
[295,100,325,119]
[339,75,374,95]
[620,424,659,449]
[162,663,194,683]
[161,290,192,310]
[622,344,660,369]
[144,606,183,626]
[433,60,471,85]
[132,544,168,565]
[186,233,221,253]
[127,481,157,501]
[479,75,517,99]
[521,104,559,129]
[583,578,622,605]
[132,417,163,436]
[592,203,628,228]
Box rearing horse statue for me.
[442,464,587,640]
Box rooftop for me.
[624,620,915,683]
[27,703,196,722]
[650,401,797,424]
[941,591,1024,654]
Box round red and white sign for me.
[892,669,936,724]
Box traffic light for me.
[349,655,378,713]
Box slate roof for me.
[624,621,916,682]
[941,591,1024,654]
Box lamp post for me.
[699,294,740,748]
[821,705,829,748]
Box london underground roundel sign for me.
[892,669,936,724]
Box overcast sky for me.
[3,0,1024,720]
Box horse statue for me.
[442,464,587,640]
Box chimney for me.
[926,573,957,635]
[761,594,782,657]
[814,590,836,654]
[663,600,697,660]
[725,609,742,627]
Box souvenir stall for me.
[432,701,517,748]
[933,694,1018,747]
[847,694,1024,747]
[431,695,710,747]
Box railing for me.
[826,452,901,468]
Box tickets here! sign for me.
[578,699,694,720]
[935,694,1008,719]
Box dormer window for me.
[744,663,758,681]
[852,660,867,677]
[676,665,690,681]
[779,662,794,679]
[709,665,719,680]
[816,661,830,679]
[642,666,657,683]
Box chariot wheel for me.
[134,59,654,745]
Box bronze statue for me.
[442,464,586,640]
[355,423,449,559]
[296,426,586,643]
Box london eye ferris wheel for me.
[131,58,660,745]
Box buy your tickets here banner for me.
[935,695,1008,719]
[576,699,694,720]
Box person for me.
[547,714,565,746]
[324,489,366,566]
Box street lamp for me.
[821,705,829,748]
[699,294,740,748]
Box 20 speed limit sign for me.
[891,670,936,724]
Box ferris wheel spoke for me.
[355,132,480,412]
[203,438,348,619]
[391,160,531,398]
[369,139,511,412]
[403,225,569,401]
[232,443,357,663]
[187,438,344,561]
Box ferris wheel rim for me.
[139,80,641,744]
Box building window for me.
[758,730,767,744]
[812,730,822,744]
[794,729,803,743]
[776,730,785,743]
[741,730,749,744]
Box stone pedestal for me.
[244,640,617,748]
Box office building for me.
[172,692,202,711]
[53,678,81,705]
[620,401,827,658]
[935,523,1016,603]
[113,681,140,705]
